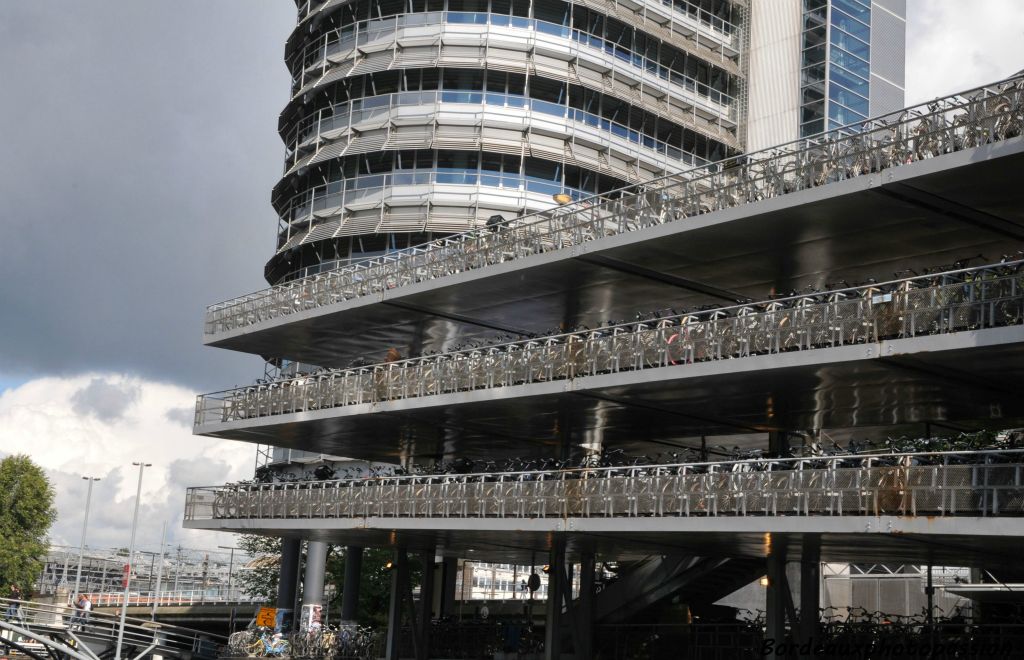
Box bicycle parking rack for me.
[195,261,1024,428]
[202,73,1024,338]
[185,449,1024,523]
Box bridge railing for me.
[184,450,1024,522]
[0,598,225,659]
[195,261,1024,428]
[202,73,1024,337]
[84,589,260,607]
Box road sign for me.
[256,607,277,628]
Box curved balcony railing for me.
[205,73,1024,337]
[195,262,1024,427]
[184,449,1024,522]
[283,90,711,174]
[276,169,593,240]
[289,12,735,112]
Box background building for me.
[271,1,904,285]
[746,0,905,149]
[271,0,752,285]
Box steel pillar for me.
[341,546,363,622]
[437,557,458,618]
[575,553,596,659]
[797,536,821,658]
[926,562,935,626]
[765,547,788,649]
[276,538,301,631]
[545,538,566,660]
[385,548,409,660]
[301,541,329,630]
[769,431,789,458]
[416,551,436,660]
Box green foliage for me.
[0,455,57,592]
[326,547,422,628]
[236,534,282,603]
[235,535,420,629]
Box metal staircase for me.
[0,598,224,660]
[593,555,765,624]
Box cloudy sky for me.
[0,2,1022,556]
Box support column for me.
[437,557,458,618]
[765,547,787,649]
[798,536,821,658]
[301,541,329,630]
[575,553,596,660]
[386,549,409,660]
[417,551,436,660]
[925,563,935,626]
[275,538,301,632]
[769,431,789,458]
[545,539,566,660]
[341,546,363,622]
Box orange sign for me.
[256,607,277,628]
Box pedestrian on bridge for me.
[70,593,91,631]
[3,584,24,624]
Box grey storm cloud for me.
[164,407,195,427]
[70,377,140,422]
[0,1,295,391]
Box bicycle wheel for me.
[214,490,239,519]
[289,632,306,658]
[245,639,265,657]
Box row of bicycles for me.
[227,625,377,659]
[222,429,1023,496]
[429,252,1016,354]
[205,73,1024,337]
[204,256,1024,427]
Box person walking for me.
[70,594,91,631]
[3,584,24,623]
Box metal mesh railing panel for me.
[196,267,1024,427]
[186,452,1024,524]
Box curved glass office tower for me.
[266,0,746,284]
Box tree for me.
[235,536,419,628]
[0,455,57,593]
[326,547,422,628]
[236,534,282,603]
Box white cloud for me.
[0,374,254,552]
[906,0,1024,104]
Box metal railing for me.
[0,598,225,659]
[282,90,712,174]
[195,261,1024,427]
[294,0,743,42]
[84,589,260,607]
[276,168,591,235]
[184,449,1024,522]
[288,12,736,116]
[204,73,1024,336]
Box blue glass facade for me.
[800,0,872,137]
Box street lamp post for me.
[151,522,167,621]
[72,477,101,601]
[114,462,151,660]
[217,545,240,597]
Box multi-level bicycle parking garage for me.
[185,51,1024,658]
